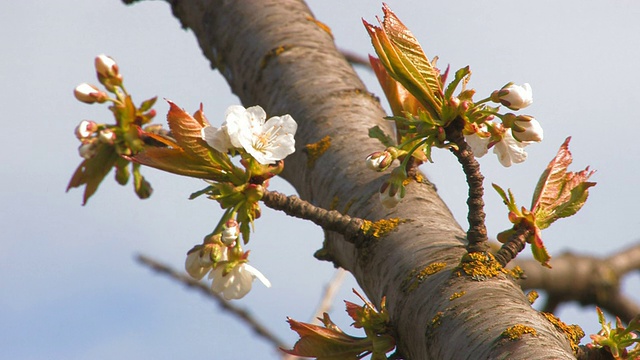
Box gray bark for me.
[142,0,579,358]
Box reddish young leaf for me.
[530,137,596,229]
[165,100,214,164]
[282,315,371,359]
[369,55,424,119]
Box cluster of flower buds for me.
[184,233,270,300]
[464,83,543,167]
[68,54,157,204]
[74,120,117,159]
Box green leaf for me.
[368,126,395,147]
[444,66,471,100]
[492,183,519,214]
[189,185,214,200]
[531,137,596,229]
[132,163,152,199]
[364,5,443,117]
[67,143,119,205]
[139,96,157,112]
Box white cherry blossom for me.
[224,105,297,165]
[464,132,491,157]
[493,130,528,167]
[201,125,233,153]
[209,263,271,300]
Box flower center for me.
[252,125,281,152]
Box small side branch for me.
[136,254,289,350]
[495,226,532,267]
[261,190,364,243]
[448,125,489,253]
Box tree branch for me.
[261,190,363,243]
[125,0,583,357]
[515,242,640,323]
[447,120,489,253]
[136,254,289,350]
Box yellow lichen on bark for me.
[431,311,444,328]
[526,290,539,305]
[454,252,507,281]
[449,291,466,301]
[305,15,333,38]
[304,135,331,168]
[260,45,292,69]
[329,196,339,210]
[361,218,403,238]
[402,262,447,293]
[507,265,525,280]
[502,324,538,340]
[541,312,585,354]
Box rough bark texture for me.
[140,0,579,358]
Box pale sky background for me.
[1,1,639,359]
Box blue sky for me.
[1,1,639,359]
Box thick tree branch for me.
[124,0,586,357]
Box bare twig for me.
[310,268,347,323]
[261,190,364,242]
[136,254,289,350]
[340,49,371,69]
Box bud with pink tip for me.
[492,83,533,110]
[512,115,543,142]
[74,83,107,104]
[75,120,97,139]
[95,54,119,79]
[365,151,393,171]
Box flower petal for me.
[201,125,232,153]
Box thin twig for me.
[136,254,289,350]
[341,49,371,69]
[310,268,347,323]
[261,190,364,242]
[447,122,489,253]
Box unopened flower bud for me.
[365,151,393,171]
[492,83,533,110]
[95,54,119,79]
[185,245,214,280]
[98,129,116,144]
[75,120,97,139]
[512,116,543,142]
[221,219,240,246]
[74,83,107,104]
[78,141,98,159]
[379,181,405,208]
